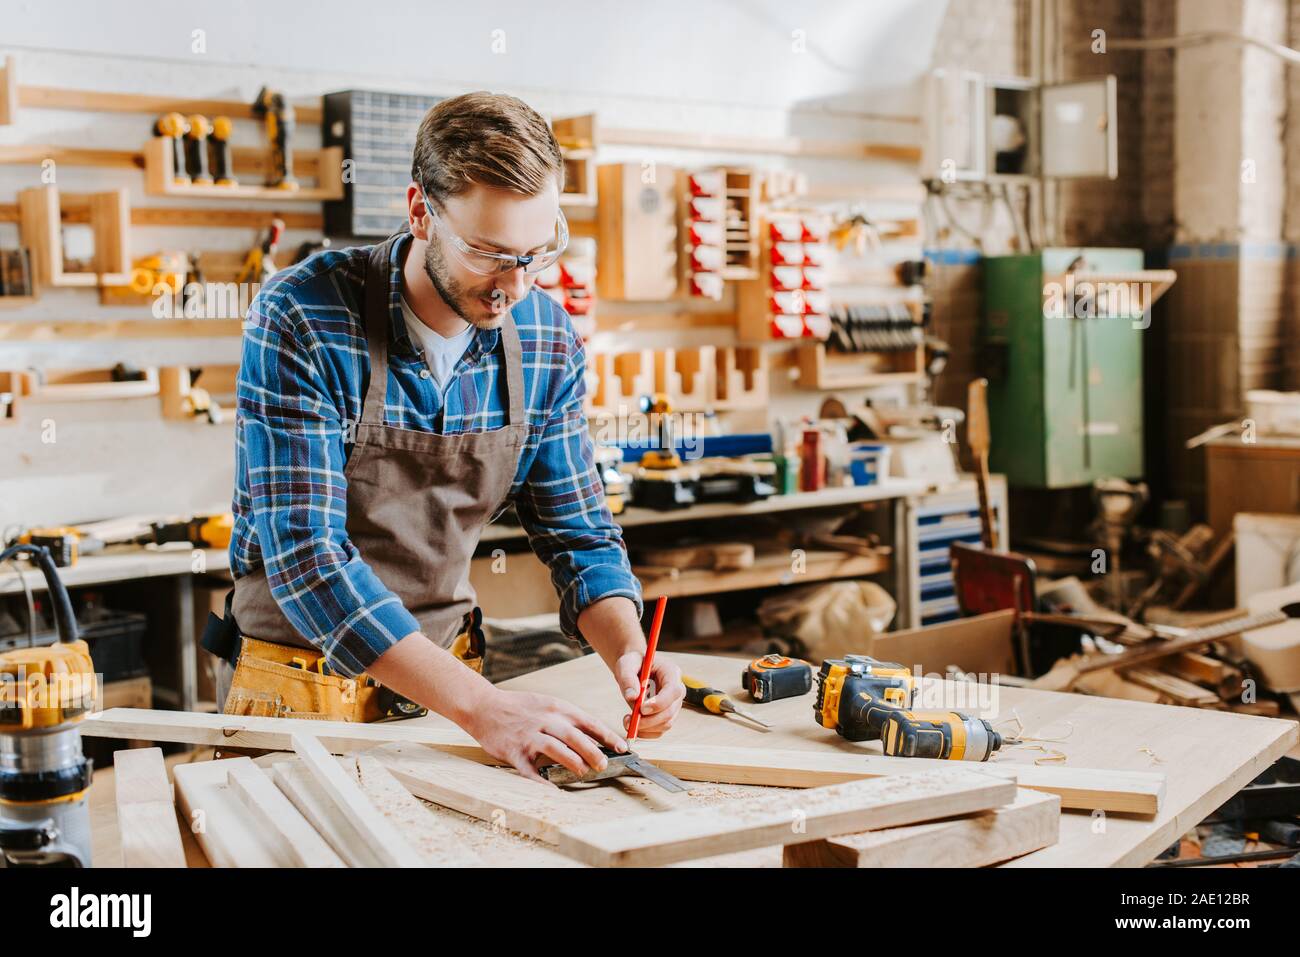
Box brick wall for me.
[1056,0,1148,246]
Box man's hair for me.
[412,92,564,205]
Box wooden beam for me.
[556,771,1017,867]
[0,144,327,182]
[225,760,345,868]
[0,56,16,126]
[271,759,384,868]
[631,743,1164,815]
[600,126,920,163]
[18,85,323,124]
[1123,668,1221,707]
[83,708,1166,813]
[0,319,246,342]
[290,734,427,868]
[783,789,1060,868]
[172,757,287,867]
[113,747,186,868]
[0,144,143,169]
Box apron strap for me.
[360,228,525,429]
[359,232,404,427]
[498,314,526,427]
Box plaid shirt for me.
[230,231,641,677]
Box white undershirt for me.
[400,295,475,394]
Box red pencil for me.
[627,595,667,740]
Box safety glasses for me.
[421,187,568,276]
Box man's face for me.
[420,180,561,330]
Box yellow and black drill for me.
[814,655,1012,762]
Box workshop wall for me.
[0,0,951,527]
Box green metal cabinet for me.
[981,248,1145,488]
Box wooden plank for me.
[556,771,1016,867]
[640,549,890,600]
[0,56,16,127]
[290,734,427,868]
[271,760,384,868]
[783,789,1059,868]
[0,144,143,169]
[113,747,186,868]
[492,652,1298,867]
[224,760,345,868]
[18,84,323,124]
[83,708,1165,813]
[172,757,287,867]
[599,126,920,163]
[0,319,246,342]
[1123,668,1220,707]
[347,753,481,867]
[632,743,1165,815]
[373,743,663,845]
[84,707,489,759]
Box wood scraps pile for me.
[89,707,1171,868]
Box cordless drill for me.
[814,655,1010,762]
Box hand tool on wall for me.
[742,653,813,702]
[183,114,213,184]
[682,675,771,728]
[814,654,1016,761]
[627,595,666,740]
[966,377,997,550]
[0,544,95,867]
[539,746,689,792]
[251,86,298,190]
[152,112,190,185]
[208,115,236,186]
[236,219,285,286]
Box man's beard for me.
[422,238,510,330]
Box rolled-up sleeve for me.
[236,294,419,676]
[513,334,643,639]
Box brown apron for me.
[226,231,527,715]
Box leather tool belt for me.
[202,594,485,722]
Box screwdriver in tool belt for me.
[682,676,772,728]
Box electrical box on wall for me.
[922,71,1118,182]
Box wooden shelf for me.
[0,318,246,341]
[479,479,930,542]
[18,185,131,289]
[0,295,36,307]
[795,342,926,391]
[143,138,343,202]
[639,547,890,599]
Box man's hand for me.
[613,652,685,739]
[366,632,625,785]
[579,596,686,739]
[464,687,628,784]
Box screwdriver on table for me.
[682,675,772,729]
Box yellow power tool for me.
[0,544,96,867]
[814,655,1015,762]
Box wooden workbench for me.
[87,651,1298,867]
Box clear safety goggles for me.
[421,187,568,276]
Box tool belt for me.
[201,594,485,723]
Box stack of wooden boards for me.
[1031,606,1281,717]
[94,707,1169,868]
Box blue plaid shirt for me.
[230,231,641,677]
